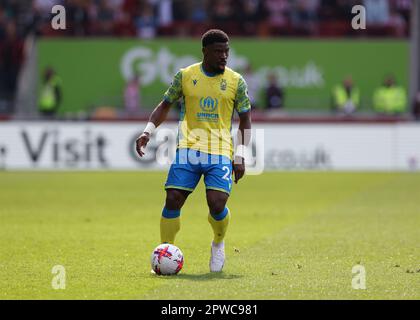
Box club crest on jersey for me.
[193,79,198,86]
[220,79,227,91]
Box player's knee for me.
[165,189,188,210]
[207,190,229,215]
[207,197,228,216]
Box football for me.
[151,244,184,275]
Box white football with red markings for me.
[151,243,184,275]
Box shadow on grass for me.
[152,272,243,281]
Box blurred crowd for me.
[0,0,24,114]
[0,0,412,39]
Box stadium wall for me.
[1,122,420,171]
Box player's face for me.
[204,42,229,73]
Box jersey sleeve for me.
[163,71,183,104]
[234,75,251,114]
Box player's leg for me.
[160,188,190,244]
[206,190,230,272]
[203,154,233,272]
[162,149,201,244]
[206,189,230,244]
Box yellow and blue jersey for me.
[163,62,251,159]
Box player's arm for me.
[135,71,183,157]
[233,75,252,184]
[233,110,251,183]
[135,100,172,157]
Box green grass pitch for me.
[0,171,419,299]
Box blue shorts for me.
[165,148,233,195]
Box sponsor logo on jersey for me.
[199,96,218,112]
[198,96,219,122]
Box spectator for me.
[264,72,284,110]
[388,8,407,37]
[95,0,115,35]
[290,0,320,35]
[107,0,124,17]
[66,0,91,36]
[373,75,407,115]
[122,0,140,18]
[265,0,290,32]
[172,0,191,22]
[38,67,62,118]
[391,0,411,24]
[135,2,157,38]
[331,76,360,115]
[26,1,43,36]
[0,11,7,112]
[2,0,19,20]
[33,0,62,20]
[0,7,6,49]
[191,0,208,23]
[238,0,267,36]
[210,0,233,23]
[113,11,136,36]
[364,0,390,25]
[242,63,259,109]
[320,0,339,20]
[0,20,23,114]
[151,0,173,28]
[336,0,359,20]
[124,73,141,116]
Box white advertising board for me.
[0,122,419,171]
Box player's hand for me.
[135,132,150,157]
[233,156,245,184]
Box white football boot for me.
[210,241,225,272]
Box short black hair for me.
[201,29,229,48]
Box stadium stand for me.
[0,0,416,121]
[6,0,411,38]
